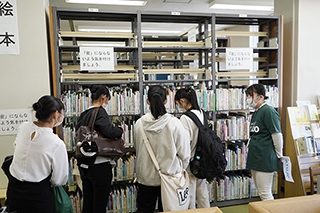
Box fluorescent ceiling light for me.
[78,28,182,34]
[65,0,147,6]
[210,4,273,11]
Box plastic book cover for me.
[307,104,319,121]
[296,137,308,155]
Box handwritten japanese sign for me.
[0,0,20,55]
[0,108,32,135]
[226,48,253,70]
[80,47,114,71]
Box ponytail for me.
[147,85,167,119]
[175,88,200,111]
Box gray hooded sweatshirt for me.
[134,112,190,186]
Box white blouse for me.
[10,122,69,186]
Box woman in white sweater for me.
[134,85,190,213]
[6,95,69,213]
[175,88,210,209]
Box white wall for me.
[0,0,50,189]
[296,0,320,104]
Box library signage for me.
[0,0,20,55]
[0,108,32,135]
[80,46,114,71]
[226,48,253,70]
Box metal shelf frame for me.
[49,7,282,208]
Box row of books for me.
[225,142,248,171]
[62,118,135,151]
[216,172,278,201]
[215,116,251,141]
[215,85,279,111]
[69,191,82,213]
[113,155,136,181]
[143,86,215,114]
[296,136,320,155]
[107,183,138,213]
[61,88,141,116]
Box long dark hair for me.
[147,85,167,119]
[175,88,200,110]
[32,95,64,122]
[91,85,111,101]
[245,84,269,100]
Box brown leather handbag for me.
[76,107,125,158]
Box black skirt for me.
[5,175,55,213]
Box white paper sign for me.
[0,0,20,55]
[80,46,114,71]
[226,48,253,70]
[0,108,32,135]
[188,28,196,42]
[282,156,294,183]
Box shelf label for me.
[0,108,32,135]
[171,11,181,15]
[225,48,253,70]
[80,46,115,72]
[0,0,20,55]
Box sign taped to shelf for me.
[0,0,20,55]
[80,46,115,72]
[226,48,253,70]
[0,108,32,135]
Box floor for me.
[220,204,248,213]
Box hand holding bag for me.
[76,107,125,158]
[140,127,190,212]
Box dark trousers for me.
[137,183,163,213]
[80,162,112,213]
[5,175,55,213]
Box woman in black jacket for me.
[76,85,123,213]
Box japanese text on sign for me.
[0,0,19,54]
[80,47,114,71]
[226,48,253,70]
[0,108,32,135]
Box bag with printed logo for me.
[140,127,190,212]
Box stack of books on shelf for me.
[108,183,138,213]
[61,89,92,116]
[215,88,246,111]
[207,181,215,203]
[225,142,248,171]
[61,88,141,116]
[113,155,136,182]
[69,191,82,213]
[215,85,279,111]
[143,86,215,114]
[120,120,135,148]
[295,136,319,155]
[264,85,279,108]
[216,172,277,201]
[215,115,251,141]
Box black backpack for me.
[184,110,227,180]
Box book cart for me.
[49,7,283,211]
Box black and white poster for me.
[0,0,20,55]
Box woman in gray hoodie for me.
[134,85,190,213]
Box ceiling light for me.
[210,4,273,11]
[65,0,147,6]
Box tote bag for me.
[140,127,190,212]
[52,186,74,213]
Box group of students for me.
[3,83,283,213]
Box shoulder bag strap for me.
[89,107,99,140]
[140,126,160,172]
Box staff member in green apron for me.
[245,84,283,201]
